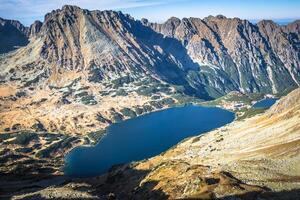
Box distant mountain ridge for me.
[144,16,300,95]
[0,17,43,53]
[0,17,29,53]
[0,5,299,98]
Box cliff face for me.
[258,20,300,86]
[1,5,202,94]
[147,16,300,95]
[0,17,43,53]
[1,6,299,98]
[32,5,198,83]
[28,20,43,37]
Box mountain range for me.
[1,5,299,96]
[0,5,299,134]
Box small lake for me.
[252,98,278,109]
[64,105,234,177]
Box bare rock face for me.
[147,16,300,95]
[19,5,198,88]
[258,20,300,86]
[0,18,42,53]
[1,6,299,98]
[28,20,42,37]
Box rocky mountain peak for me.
[1,5,201,94]
[146,13,300,94]
[39,6,134,70]
[166,16,181,24]
[62,4,81,11]
[203,14,228,21]
[29,20,43,37]
[284,20,300,35]
[216,14,227,19]
[140,18,149,25]
[257,20,280,32]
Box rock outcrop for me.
[28,20,42,37]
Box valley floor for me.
[1,89,299,199]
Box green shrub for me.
[36,136,77,158]
[81,95,97,105]
[115,89,128,96]
[96,114,112,124]
[0,133,17,141]
[151,95,161,100]
[88,130,105,144]
[111,112,124,123]
[24,76,40,87]
[136,86,159,96]
[120,108,137,118]
[15,91,27,98]
[31,121,47,132]
[75,91,89,98]
[143,105,154,112]
[134,107,144,115]
[9,132,37,145]
[149,101,163,109]
[112,76,134,88]
[88,68,103,83]
[238,108,266,120]
[160,98,175,105]
[16,147,33,153]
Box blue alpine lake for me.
[64,105,235,177]
[252,98,278,109]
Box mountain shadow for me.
[118,14,213,99]
[0,19,29,54]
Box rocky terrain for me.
[0,5,299,199]
[145,16,300,95]
[0,5,299,135]
[90,88,300,199]
[4,86,299,200]
[0,5,206,135]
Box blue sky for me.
[0,0,299,26]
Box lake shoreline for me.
[64,105,235,177]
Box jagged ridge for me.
[146,15,300,95]
[1,5,299,98]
